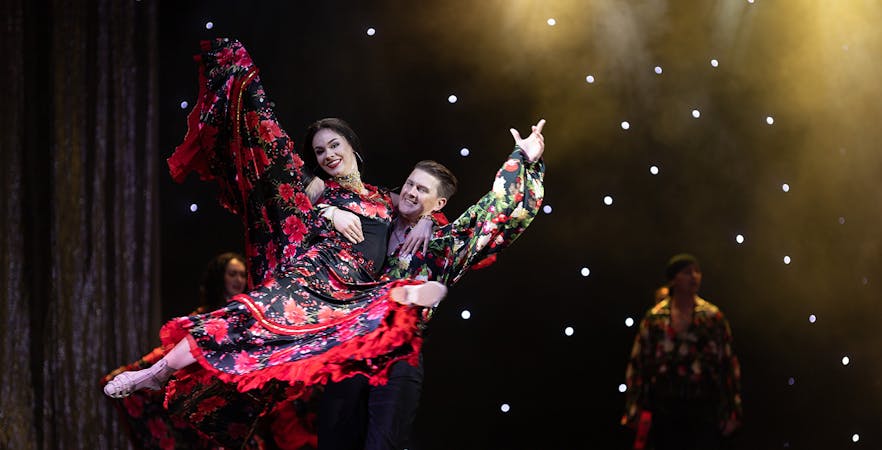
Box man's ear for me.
[433,197,448,212]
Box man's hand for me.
[400,217,434,255]
[329,208,364,244]
[510,119,546,162]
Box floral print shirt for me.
[623,297,743,427]
[383,148,545,287]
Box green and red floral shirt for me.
[382,148,544,288]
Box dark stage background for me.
[5,1,882,449]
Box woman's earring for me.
[355,152,364,163]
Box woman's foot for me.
[103,359,174,398]
[391,281,447,308]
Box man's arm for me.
[385,146,544,285]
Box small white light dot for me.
[783,256,791,264]
[809,314,817,323]
[447,95,458,104]
[649,165,660,175]
[542,205,553,214]
[564,326,574,336]
[603,195,614,206]
[621,121,630,130]
[735,234,745,244]
[179,100,189,109]
[787,377,795,386]
[838,216,846,225]
[189,203,198,212]
[460,148,470,157]
[585,75,595,84]
[461,310,471,320]
[766,116,775,125]
[842,356,850,366]
[782,183,790,192]
[366,27,376,36]
[692,109,701,118]
[747,0,755,4]
[654,66,663,74]
[547,18,556,26]
[580,267,591,277]
[618,383,627,393]
[711,59,719,67]
[205,21,214,30]
[625,317,635,327]
[500,403,511,413]
[852,434,860,443]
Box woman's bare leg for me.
[103,338,197,398]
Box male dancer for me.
[319,119,546,449]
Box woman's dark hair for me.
[200,252,246,310]
[302,118,365,179]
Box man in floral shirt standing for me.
[318,119,546,450]
[622,253,743,450]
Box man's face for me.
[671,263,702,296]
[397,168,447,221]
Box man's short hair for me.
[414,160,457,200]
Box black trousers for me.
[649,401,722,450]
[317,356,424,450]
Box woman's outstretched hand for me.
[510,119,546,162]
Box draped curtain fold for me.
[1,0,159,448]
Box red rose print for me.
[245,111,260,130]
[278,183,295,202]
[294,192,311,212]
[204,318,228,344]
[360,200,390,219]
[283,215,307,242]
[215,47,234,66]
[233,45,250,66]
[318,306,346,322]
[258,119,284,144]
[234,351,259,373]
[283,299,307,324]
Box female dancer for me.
[101,252,247,449]
[104,38,444,447]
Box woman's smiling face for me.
[312,128,357,177]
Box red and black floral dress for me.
[158,38,427,448]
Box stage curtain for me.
[1,0,159,448]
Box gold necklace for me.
[332,170,365,194]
